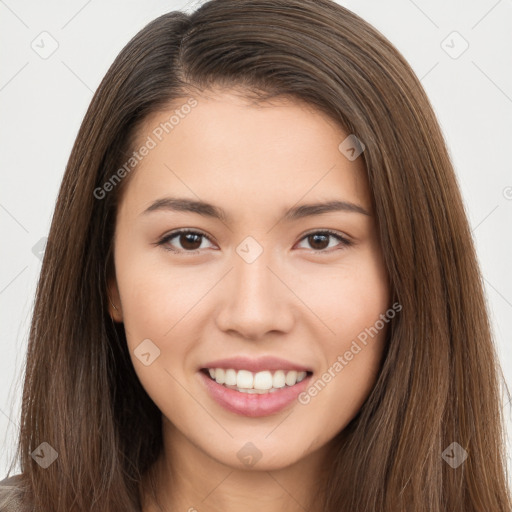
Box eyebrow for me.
[140,197,371,222]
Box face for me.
[108,88,390,472]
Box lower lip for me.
[199,370,312,417]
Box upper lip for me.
[201,356,312,373]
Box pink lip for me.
[200,356,312,373]
[198,370,312,417]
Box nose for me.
[215,248,295,340]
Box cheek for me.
[337,265,389,342]
[116,260,203,419]
[114,252,204,376]
[298,248,389,406]
[115,243,200,334]
[297,249,389,342]
[296,317,388,448]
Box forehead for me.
[120,89,371,219]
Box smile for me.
[199,368,313,417]
[203,368,310,393]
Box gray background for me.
[1,0,511,480]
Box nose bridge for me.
[234,246,274,303]
[215,239,294,338]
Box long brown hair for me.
[4,0,511,510]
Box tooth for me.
[253,371,273,390]
[237,369,253,389]
[285,370,298,386]
[211,367,307,390]
[215,368,226,385]
[225,369,237,386]
[272,370,286,388]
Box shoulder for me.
[0,474,26,512]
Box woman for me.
[1,0,510,510]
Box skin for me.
[108,88,390,512]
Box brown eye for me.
[157,230,215,253]
[297,230,351,252]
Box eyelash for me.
[155,229,352,255]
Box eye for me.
[296,230,352,252]
[155,228,352,254]
[155,229,216,253]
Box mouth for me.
[198,366,314,417]
[200,367,313,394]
